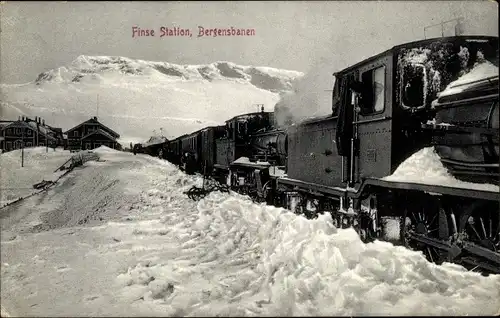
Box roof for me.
[65,117,120,138]
[143,136,168,147]
[0,121,13,130]
[226,111,273,124]
[333,35,499,76]
[81,128,117,141]
[2,120,56,140]
[47,126,63,133]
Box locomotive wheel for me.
[400,206,449,265]
[458,202,500,251]
[457,202,500,272]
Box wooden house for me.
[0,116,58,152]
[65,117,121,151]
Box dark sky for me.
[1,1,497,84]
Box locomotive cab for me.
[331,35,499,186]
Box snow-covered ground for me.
[0,56,303,145]
[0,147,72,206]
[1,147,499,316]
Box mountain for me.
[0,55,304,144]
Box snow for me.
[1,148,500,316]
[437,60,498,98]
[0,56,303,145]
[0,147,71,206]
[383,147,499,192]
[269,166,287,178]
[233,156,252,164]
[142,136,168,147]
[402,48,432,65]
[232,157,270,166]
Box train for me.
[136,35,499,274]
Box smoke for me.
[273,56,337,128]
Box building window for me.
[85,142,91,149]
[6,141,12,150]
[26,142,32,147]
[27,129,32,136]
[16,128,22,135]
[39,143,44,146]
[74,131,79,137]
[360,65,386,114]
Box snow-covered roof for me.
[0,121,13,130]
[81,128,118,141]
[65,117,120,138]
[2,120,56,140]
[143,136,168,147]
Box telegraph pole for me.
[21,127,24,167]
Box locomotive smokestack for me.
[261,105,264,113]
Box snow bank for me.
[0,147,71,206]
[110,186,500,316]
[383,147,499,192]
[1,149,499,316]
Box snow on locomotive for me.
[160,35,499,274]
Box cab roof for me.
[333,35,498,77]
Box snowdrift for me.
[0,147,71,206]
[0,56,304,145]
[1,148,499,316]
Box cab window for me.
[360,65,385,114]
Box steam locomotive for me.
[140,35,499,274]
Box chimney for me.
[35,116,38,123]
[93,116,98,121]
[42,119,45,126]
[18,116,21,121]
[261,105,264,113]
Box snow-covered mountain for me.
[0,56,304,144]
